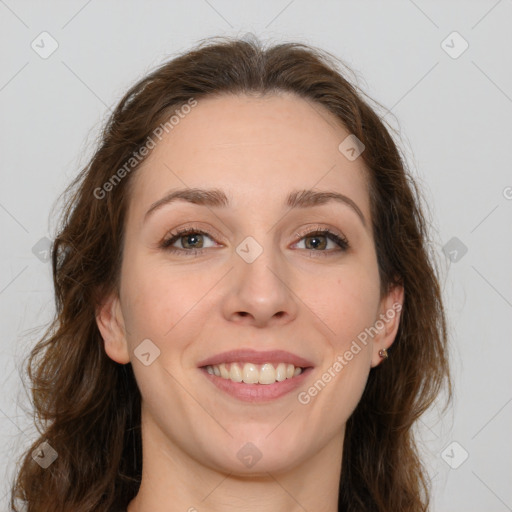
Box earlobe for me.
[95,293,131,364]
[370,284,404,368]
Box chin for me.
[197,427,312,475]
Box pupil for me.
[184,234,202,248]
[307,235,326,250]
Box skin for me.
[97,92,403,512]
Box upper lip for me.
[197,349,314,368]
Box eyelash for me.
[160,225,349,257]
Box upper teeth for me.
[205,362,303,384]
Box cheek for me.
[308,258,381,348]
[119,255,216,353]
[120,234,381,354]
[298,266,379,420]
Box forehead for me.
[129,92,370,221]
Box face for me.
[98,92,403,475]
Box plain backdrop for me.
[1,1,511,510]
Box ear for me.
[95,292,130,364]
[370,284,404,368]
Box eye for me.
[159,225,349,257]
[160,228,218,255]
[293,227,349,255]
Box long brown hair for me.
[11,36,451,512]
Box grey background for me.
[1,1,511,510]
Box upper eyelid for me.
[163,225,343,240]
[294,224,346,240]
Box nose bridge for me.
[236,233,287,300]
[222,232,298,325]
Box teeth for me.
[259,363,276,385]
[242,363,259,384]
[204,362,304,384]
[230,363,243,382]
[275,362,287,382]
[219,363,229,379]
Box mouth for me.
[197,349,314,402]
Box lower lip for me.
[200,367,313,402]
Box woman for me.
[11,36,451,512]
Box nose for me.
[221,241,298,328]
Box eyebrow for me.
[144,187,366,227]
